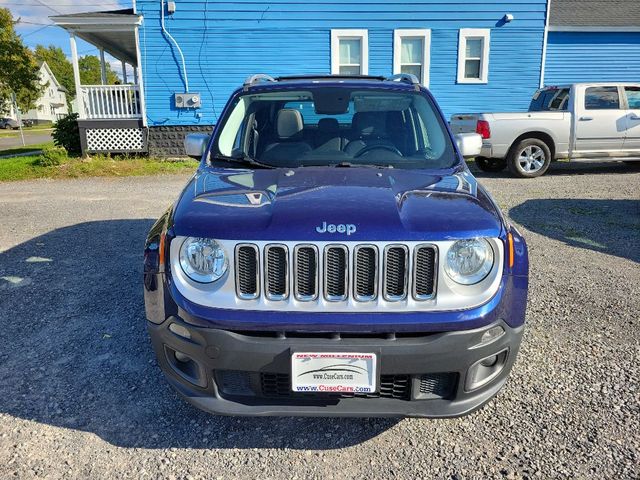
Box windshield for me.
[211,87,456,169]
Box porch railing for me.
[80,85,142,120]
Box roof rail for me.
[387,73,420,86]
[276,74,386,82]
[243,74,276,89]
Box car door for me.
[573,85,626,157]
[622,85,640,155]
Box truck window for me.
[624,86,640,109]
[528,88,569,111]
[585,86,620,110]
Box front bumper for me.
[148,316,523,418]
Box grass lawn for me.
[0,142,54,157]
[0,152,199,182]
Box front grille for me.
[235,244,259,299]
[261,373,411,400]
[217,371,456,402]
[294,245,318,300]
[235,243,437,303]
[384,245,409,300]
[264,245,288,299]
[354,246,378,301]
[418,373,457,399]
[413,245,437,300]
[324,246,348,301]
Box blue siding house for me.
[544,0,640,85]
[50,0,638,156]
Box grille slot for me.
[324,245,348,301]
[264,245,289,300]
[418,372,457,399]
[354,246,378,301]
[413,245,437,300]
[383,245,409,301]
[235,244,259,299]
[294,245,318,300]
[260,373,411,400]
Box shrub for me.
[52,113,81,156]
[35,146,68,167]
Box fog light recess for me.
[465,348,509,392]
[169,322,192,340]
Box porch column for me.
[99,48,107,84]
[69,32,85,119]
[133,67,138,85]
[121,60,128,84]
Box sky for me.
[0,0,133,79]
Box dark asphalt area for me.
[0,130,52,150]
[0,161,638,479]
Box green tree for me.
[79,55,119,85]
[34,45,75,102]
[0,8,42,112]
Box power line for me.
[21,24,54,37]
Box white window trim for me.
[393,29,431,86]
[331,29,368,75]
[457,28,490,84]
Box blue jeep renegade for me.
[143,74,529,417]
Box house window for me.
[393,29,431,85]
[457,29,490,84]
[331,29,368,75]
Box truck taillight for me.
[476,120,491,139]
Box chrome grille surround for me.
[383,244,410,301]
[293,244,319,301]
[412,244,438,301]
[323,244,349,302]
[264,244,289,300]
[353,245,379,302]
[235,243,260,299]
[170,237,504,313]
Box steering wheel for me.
[354,144,403,158]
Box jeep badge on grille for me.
[315,222,357,235]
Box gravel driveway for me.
[0,162,638,479]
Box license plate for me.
[291,352,377,394]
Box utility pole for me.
[11,93,25,147]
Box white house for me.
[22,61,69,124]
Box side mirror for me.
[454,133,483,158]
[184,133,210,159]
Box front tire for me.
[507,138,551,178]
[475,156,507,172]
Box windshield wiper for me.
[331,162,394,169]
[211,153,276,169]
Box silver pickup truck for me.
[450,83,640,178]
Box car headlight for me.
[179,237,228,283]
[445,238,494,285]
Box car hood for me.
[172,166,504,241]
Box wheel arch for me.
[507,131,556,160]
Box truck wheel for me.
[507,139,551,178]
[475,157,507,172]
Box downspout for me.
[539,0,551,88]
[160,0,190,92]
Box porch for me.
[51,9,147,154]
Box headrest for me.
[352,111,386,136]
[276,109,304,139]
[317,117,339,132]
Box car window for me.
[585,86,620,110]
[529,88,569,111]
[283,101,354,125]
[214,88,455,170]
[624,86,640,109]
